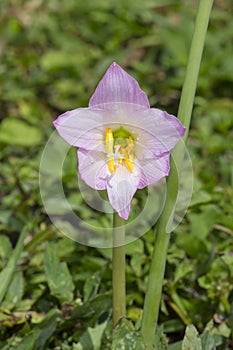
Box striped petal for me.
[54,108,105,150]
[137,153,170,189]
[78,148,108,190]
[106,165,140,220]
[89,62,150,109]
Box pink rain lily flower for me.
[54,62,185,220]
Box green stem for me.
[177,0,214,133]
[0,227,27,303]
[141,158,179,348]
[112,212,126,326]
[141,0,214,348]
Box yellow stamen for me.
[108,157,116,173]
[106,128,114,154]
[118,157,123,165]
[124,159,134,173]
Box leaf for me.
[189,205,221,240]
[44,243,74,302]
[99,318,112,349]
[168,341,183,350]
[34,309,58,350]
[174,260,193,284]
[130,253,143,276]
[190,190,212,207]
[60,294,111,337]
[87,321,107,349]
[25,227,55,253]
[201,331,217,350]
[112,318,146,349]
[182,325,202,350]
[0,311,46,328]
[16,332,38,350]
[200,320,227,349]
[72,294,111,321]
[16,309,58,350]
[74,321,107,350]
[154,325,168,350]
[125,238,144,256]
[0,118,43,146]
[83,271,102,302]
[0,234,12,260]
[0,228,27,304]
[2,271,24,309]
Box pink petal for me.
[106,166,140,220]
[137,153,170,189]
[78,148,108,190]
[89,62,150,109]
[129,108,186,157]
[53,108,106,150]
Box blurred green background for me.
[0,0,233,348]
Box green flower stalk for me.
[112,212,126,326]
[141,0,214,348]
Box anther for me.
[105,127,135,174]
[124,159,134,173]
[106,128,114,154]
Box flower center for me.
[105,127,135,173]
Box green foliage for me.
[74,321,107,350]
[0,228,27,304]
[0,118,43,146]
[0,0,233,348]
[182,325,202,350]
[44,243,75,303]
[112,318,146,349]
